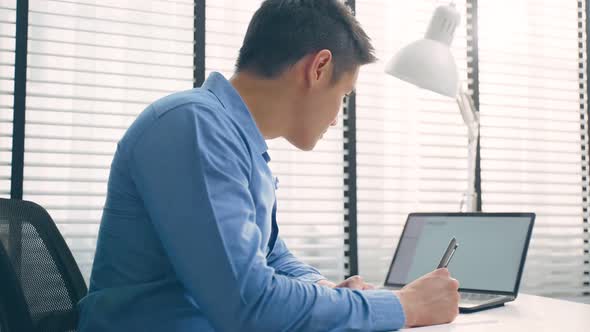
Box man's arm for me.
[267,238,373,289]
[267,237,328,284]
[129,105,405,332]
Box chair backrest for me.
[0,198,87,332]
[0,241,34,332]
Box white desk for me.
[398,294,590,331]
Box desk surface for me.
[398,294,590,331]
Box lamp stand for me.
[456,86,480,212]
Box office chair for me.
[0,241,34,331]
[0,198,88,332]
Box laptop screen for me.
[385,214,534,294]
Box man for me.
[78,0,460,331]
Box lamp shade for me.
[385,3,461,98]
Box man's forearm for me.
[316,279,337,288]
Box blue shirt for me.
[78,72,405,331]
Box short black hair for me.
[235,0,377,82]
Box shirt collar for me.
[201,72,268,155]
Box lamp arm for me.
[456,86,480,212]
[456,86,480,142]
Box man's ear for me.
[306,49,333,87]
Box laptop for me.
[381,212,535,313]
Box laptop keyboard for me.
[460,292,503,303]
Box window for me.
[0,0,15,198]
[22,0,194,281]
[355,0,470,284]
[478,0,590,302]
[2,0,588,302]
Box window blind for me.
[22,0,194,282]
[0,0,15,198]
[206,0,347,281]
[478,0,590,303]
[355,0,470,284]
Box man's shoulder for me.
[150,88,222,119]
[149,88,244,144]
[120,88,247,159]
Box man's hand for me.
[394,268,460,328]
[316,275,376,290]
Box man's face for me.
[286,67,359,151]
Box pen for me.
[437,237,458,269]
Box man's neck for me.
[229,72,292,140]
